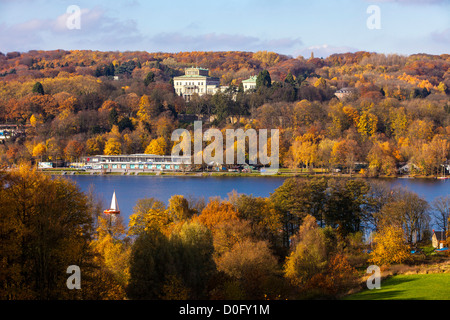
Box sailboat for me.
[437,164,449,180]
[104,191,120,215]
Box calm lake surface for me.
[62,175,449,226]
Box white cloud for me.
[0,6,142,52]
[146,32,302,53]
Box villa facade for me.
[173,67,222,101]
[242,75,257,92]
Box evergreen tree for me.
[105,63,115,76]
[144,71,155,86]
[118,116,134,132]
[32,81,45,95]
[108,107,119,127]
[256,70,272,89]
[238,82,244,93]
[284,71,296,87]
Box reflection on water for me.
[63,175,449,225]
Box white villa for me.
[173,67,222,101]
[242,75,257,92]
[173,68,263,100]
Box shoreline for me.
[37,168,449,180]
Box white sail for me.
[110,191,119,211]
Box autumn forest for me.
[0,50,449,176]
[0,49,449,301]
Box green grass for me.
[345,274,450,300]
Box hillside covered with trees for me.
[0,50,449,176]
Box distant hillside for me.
[0,49,448,176]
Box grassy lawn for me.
[345,274,450,300]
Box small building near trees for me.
[432,230,447,249]
[335,87,357,100]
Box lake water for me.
[62,175,449,227]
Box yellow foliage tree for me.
[58,96,78,113]
[128,197,171,236]
[314,77,327,89]
[91,216,130,288]
[407,119,434,142]
[290,137,318,170]
[342,106,359,126]
[389,107,409,141]
[29,114,43,127]
[167,195,195,222]
[104,138,122,155]
[32,143,47,158]
[86,136,105,156]
[367,140,400,176]
[145,137,167,155]
[369,224,412,266]
[0,164,115,299]
[437,82,447,94]
[357,111,378,139]
[137,94,159,124]
[252,51,280,68]
[284,215,327,286]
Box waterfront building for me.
[83,154,192,172]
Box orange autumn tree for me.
[194,198,239,232]
[367,140,400,176]
[64,140,85,162]
[305,254,358,297]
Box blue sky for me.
[0,0,449,57]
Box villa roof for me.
[336,87,356,93]
[242,76,257,83]
[174,75,220,80]
[174,75,209,78]
[186,67,209,71]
